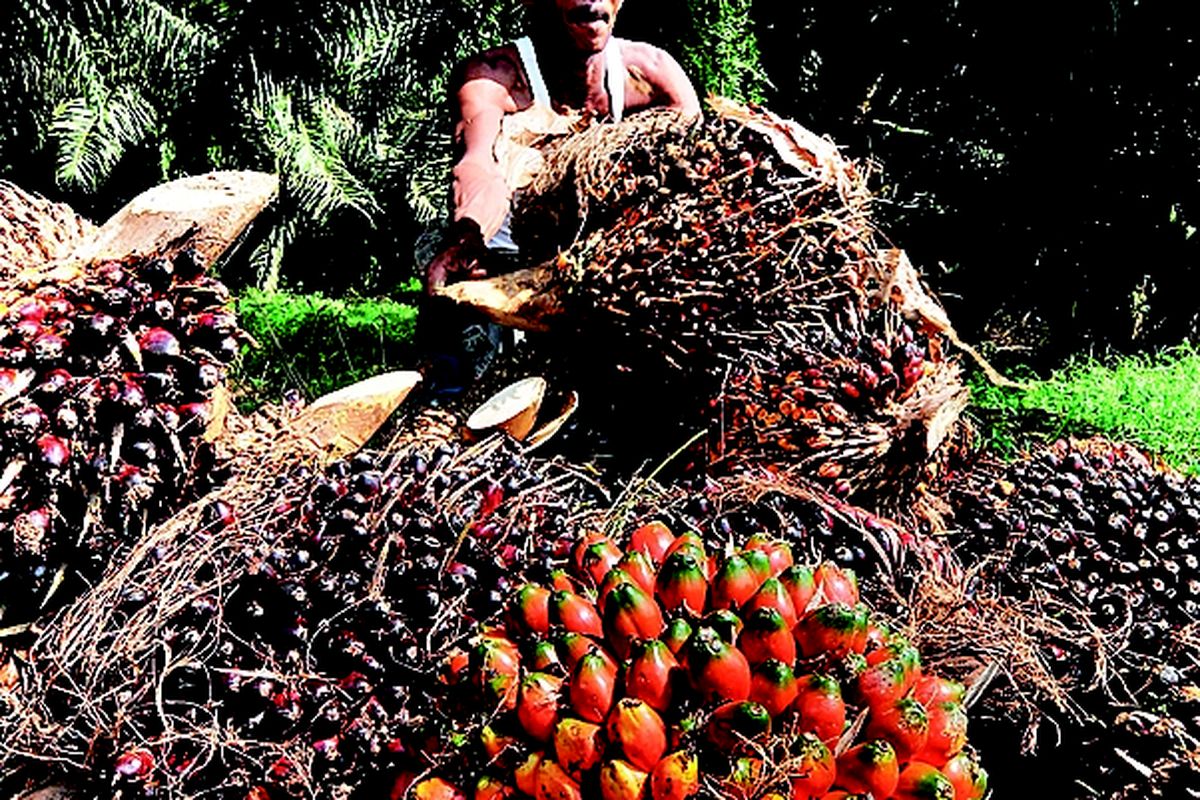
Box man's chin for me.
[565,21,612,53]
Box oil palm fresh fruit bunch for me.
[508,103,965,500]
[0,248,237,625]
[946,436,1200,798]
[87,438,602,799]
[439,522,987,800]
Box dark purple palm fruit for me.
[7,402,48,436]
[139,327,182,367]
[173,247,206,281]
[35,434,71,470]
[141,256,175,291]
[31,331,67,363]
[11,297,47,324]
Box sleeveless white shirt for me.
[487,36,627,252]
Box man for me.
[425,0,702,291]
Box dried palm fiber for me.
[508,100,967,502]
[0,182,94,285]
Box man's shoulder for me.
[458,44,523,88]
[615,39,683,76]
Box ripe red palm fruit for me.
[914,702,969,767]
[656,551,708,616]
[554,632,595,671]
[748,659,798,717]
[662,617,693,656]
[597,569,634,615]
[894,762,956,800]
[814,563,858,605]
[615,550,656,595]
[35,434,70,469]
[711,554,762,610]
[599,759,649,800]
[793,674,846,745]
[511,585,551,635]
[663,533,712,579]
[535,759,583,800]
[481,725,519,761]
[794,603,869,658]
[743,577,799,628]
[412,777,466,800]
[855,657,909,711]
[739,607,796,666]
[707,701,771,751]
[834,739,899,799]
[686,627,751,703]
[650,750,699,800]
[474,775,517,800]
[570,650,617,723]
[625,638,678,713]
[744,534,794,576]
[913,675,966,708]
[741,548,773,585]
[114,747,154,778]
[139,327,181,360]
[518,672,564,742]
[514,752,544,796]
[866,698,930,761]
[604,582,665,658]
[788,733,836,799]
[941,750,988,800]
[700,608,742,645]
[630,520,675,564]
[530,640,563,672]
[554,718,603,778]
[550,591,604,638]
[779,565,817,614]
[473,636,521,710]
[574,536,620,586]
[607,698,668,772]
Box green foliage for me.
[234,288,420,406]
[970,347,1200,474]
[678,0,766,103]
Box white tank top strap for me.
[514,36,552,107]
[605,39,626,123]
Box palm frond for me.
[51,83,158,190]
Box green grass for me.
[970,345,1200,474]
[234,288,420,407]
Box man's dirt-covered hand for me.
[425,218,492,295]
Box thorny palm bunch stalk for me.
[511,103,966,502]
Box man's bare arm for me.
[624,43,702,118]
[451,53,523,241]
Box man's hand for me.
[425,218,493,295]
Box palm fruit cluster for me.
[945,436,1200,797]
[508,103,963,498]
[949,437,1200,632]
[430,521,986,800]
[0,249,235,624]
[83,437,602,799]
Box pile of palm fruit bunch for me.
[0,429,609,798]
[416,520,987,800]
[941,436,1200,797]
[0,243,239,628]
[509,100,965,499]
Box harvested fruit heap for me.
[2,432,606,798]
[0,247,238,626]
[510,102,966,499]
[421,523,986,800]
[946,437,1200,797]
